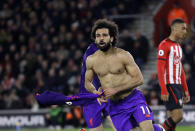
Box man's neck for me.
[101,46,115,55]
[168,34,179,43]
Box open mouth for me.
[99,42,105,47]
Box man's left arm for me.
[181,66,190,103]
[120,52,144,91]
[104,52,143,97]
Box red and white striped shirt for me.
[157,38,189,95]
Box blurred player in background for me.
[157,19,190,131]
[167,2,189,26]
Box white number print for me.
[140,106,150,114]
[146,106,150,114]
[140,106,145,114]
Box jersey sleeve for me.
[157,42,169,95]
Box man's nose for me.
[100,35,104,40]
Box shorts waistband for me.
[109,88,139,103]
[166,84,182,87]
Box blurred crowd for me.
[0,0,148,111]
[0,0,194,128]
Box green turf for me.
[0,126,195,131]
[175,126,195,131]
[3,126,195,131]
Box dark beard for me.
[97,42,111,52]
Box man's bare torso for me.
[88,48,133,100]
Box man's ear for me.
[111,37,114,42]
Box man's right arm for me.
[157,43,169,101]
[85,57,99,94]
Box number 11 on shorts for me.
[140,106,150,114]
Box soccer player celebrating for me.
[85,19,164,131]
[157,19,190,131]
[79,42,116,131]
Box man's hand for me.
[92,89,107,105]
[161,94,169,102]
[98,87,103,93]
[104,88,118,98]
[92,90,102,95]
[97,96,107,105]
[183,92,190,103]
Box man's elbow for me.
[85,83,89,91]
[85,82,93,93]
[139,77,144,85]
[137,75,144,85]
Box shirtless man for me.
[85,19,164,131]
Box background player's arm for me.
[157,58,168,95]
[157,45,169,95]
[85,57,99,94]
[181,66,190,103]
[157,43,169,102]
[181,66,189,93]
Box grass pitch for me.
[3,126,195,131]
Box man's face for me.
[95,28,113,52]
[174,23,187,40]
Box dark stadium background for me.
[0,0,195,130]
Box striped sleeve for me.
[157,43,169,95]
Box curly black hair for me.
[91,19,119,46]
